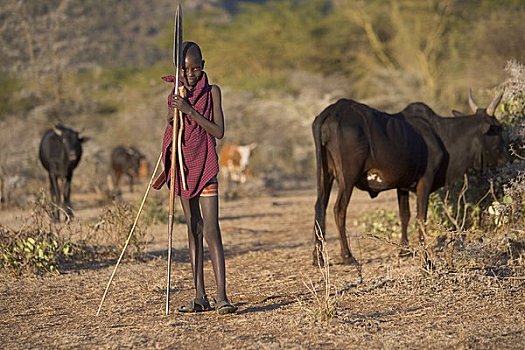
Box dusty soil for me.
[1,186,524,349]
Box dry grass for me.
[2,189,524,349]
[299,222,344,323]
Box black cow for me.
[109,146,149,194]
[39,124,88,220]
[312,91,509,265]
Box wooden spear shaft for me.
[96,152,163,316]
[166,105,178,316]
[166,2,182,316]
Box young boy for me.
[153,41,237,315]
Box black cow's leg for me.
[114,172,122,195]
[416,183,435,270]
[333,183,357,265]
[415,188,430,244]
[397,189,411,256]
[313,172,334,266]
[48,173,60,221]
[128,173,134,193]
[63,173,74,218]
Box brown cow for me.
[109,146,150,194]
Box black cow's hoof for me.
[342,255,358,266]
[421,251,436,272]
[313,255,325,267]
[424,258,436,272]
[399,248,413,258]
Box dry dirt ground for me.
[1,185,525,349]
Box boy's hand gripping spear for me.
[166,3,184,316]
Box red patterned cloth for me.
[156,72,219,199]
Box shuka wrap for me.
[157,72,219,199]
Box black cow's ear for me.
[480,122,491,134]
[487,124,502,135]
[451,110,465,117]
[482,122,501,135]
[79,136,90,143]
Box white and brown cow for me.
[219,142,257,189]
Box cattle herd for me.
[37,125,258,220]
[36,90,511,268]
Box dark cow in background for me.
[312,91,509,265]
[109,146,150,194]
[39,124,88,221]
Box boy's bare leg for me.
[200,195,227,302]
[180,197,206,298]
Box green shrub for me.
[356,208,401,240]
[427,174,495,232]
[94,201,150,257]
[142,197,185,225]
[0,228,73,275]
[143,197,169,225]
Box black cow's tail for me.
[312,104,334,258]
[312,102,340,265]
[313,107,332,186]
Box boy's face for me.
[182,54,204,88]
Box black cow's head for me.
[123,146,146,175]
[52,124,89,166]
[467,90,510,169]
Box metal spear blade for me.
[172,4,183,95]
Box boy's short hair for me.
[182,41,203,61]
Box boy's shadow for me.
[236,300,293,314]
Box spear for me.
[166,3,183,316]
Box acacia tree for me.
[0,0,94,101]
[0,0,169,107]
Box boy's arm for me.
[173,85,224,139]
[167,109,174,122]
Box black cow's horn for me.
[486,92,503,117]
[53,126,63,136]
[468,89,479,113]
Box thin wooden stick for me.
[96,152,163,316]
[177,87,188,191]
[166,108,178,316]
